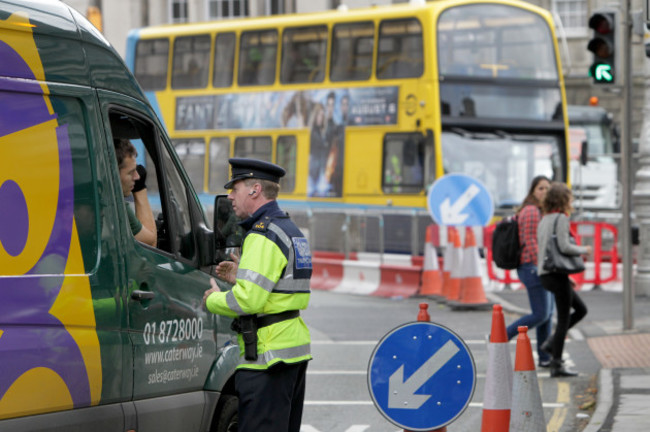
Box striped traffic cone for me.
[419,225,443,297]
[481,304,512,432]
[510,326,546,432]
[450,227,491,310]
[446,227,463,302]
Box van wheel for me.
[213,394,238,432]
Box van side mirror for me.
[580,140,588,166]
[213,195,244,249]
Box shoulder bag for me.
[542,215,585,274]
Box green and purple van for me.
[0,1,240,430]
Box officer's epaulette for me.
[252,217,270,232]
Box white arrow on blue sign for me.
[367,322,476,431]
[427,174,494,226]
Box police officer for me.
[202,158,312,432]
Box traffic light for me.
[587,10,617,85]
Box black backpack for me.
[491,215,521,270]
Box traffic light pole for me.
[621,0,634,330]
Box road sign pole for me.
[621,0,634,330]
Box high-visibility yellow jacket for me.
[206,201,312,370]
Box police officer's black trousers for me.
[235,361,308,432]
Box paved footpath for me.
[488,285,650,432]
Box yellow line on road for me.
[546,381,570,432]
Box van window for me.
[277,135,296,192]
[377,18,424,79]
[382,133,424,193]
[135,38,170,90]
[330,22,374,82]
[238,30,278,86]
[172,34,211,89]
[109,111,196,261]
[209,137,230,193]
[213,33,236,87]
[172,138,205,193]
[159,139,196,260]
[281,26,327,84]
[234,136,272,161]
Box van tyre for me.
[213,394,238,432]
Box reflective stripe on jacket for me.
[206,201,312,370]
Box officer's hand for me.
[133,164,147,193]
[215,254,239,284]
[203,278,220,307]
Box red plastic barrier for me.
[570,221,618,288]
[311,257,344,291]
[374,263,423,298]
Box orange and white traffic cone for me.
[446,227,463,302]
[450,227,491,310]
[419,225,443,297]
[510,326,546,432]
[481,304,512,432]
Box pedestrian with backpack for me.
[504,175,554,367]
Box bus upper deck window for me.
[134,38,169,90]
[330,22,374,82]
[213,33,236,87]
[280,26,328,84]
[172,34,211,89]
[377,18,423,79]
[239,30,278,86]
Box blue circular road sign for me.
[427,173,494,226]
[367,322,476,431]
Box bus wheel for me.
[214,394,238,432]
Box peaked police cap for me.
[224,158,286,189]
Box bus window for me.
[239,30,278,86]
[377,18,423,79]
[277,136,297,192]
[213,33,236,88]
[172,138,205,192]
[209,137,230,193]
[134,38,169,90]
[382,134,424,193]
[171,34,211,89]
[330,22,374,82]
[234,136,272,161]
[281,26,327,84]
[437,5,557,80]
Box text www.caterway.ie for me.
[144,343,204,365]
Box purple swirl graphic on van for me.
[0,180,29,257]
[0,38,92,408]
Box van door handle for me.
[131,290,155,301]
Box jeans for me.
[506,263,554,362]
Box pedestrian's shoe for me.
[540,337,553,356]
[538,359,551,368]
[550,360,578,377]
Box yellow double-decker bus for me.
[126,0,570,254]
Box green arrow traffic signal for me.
[587,10,617,85]
[593,64,613,82]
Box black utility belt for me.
[231,310,300,333]
[231,311,300,361]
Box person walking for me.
[537,182,591,377]
[506,175,553,367]
[202,158,312,432]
